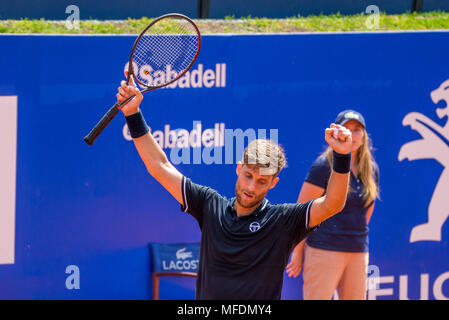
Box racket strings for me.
[136,35,192,69]
[132,18,199,87]
[136,33,197,73]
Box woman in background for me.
[286,109,379,300]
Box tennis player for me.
[117,73,353,300]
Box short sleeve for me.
[304,156,331,189]
[180,176,217,227]
[281,200,318,246]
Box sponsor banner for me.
[0,33,448,299]
[124,62,227,89]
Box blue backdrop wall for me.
[0,31,448,299]
[0,0,198,19]
[4,0,446,20]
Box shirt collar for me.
[228,198,269,217]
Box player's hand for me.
[117,70,143,116]
[285,250,303,278]
[325,123,352,155]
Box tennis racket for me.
[84,13,201,145]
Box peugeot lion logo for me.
[398,79,449,243]
[249,222,261,232]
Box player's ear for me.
[236,162,243,176]
[269,176,279,190]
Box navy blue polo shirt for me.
[180,176,317,300]
[305,156,379,253]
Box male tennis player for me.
[117,73,352,300]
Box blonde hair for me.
[324,129,379,206]
[242,139,287,177]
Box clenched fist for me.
[324,123,352,155]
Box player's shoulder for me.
[269,200,312,215]
[184,176,226,202]
[181,176,227,217]
[264,201,314,230]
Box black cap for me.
[335,109,366,128]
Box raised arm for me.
[308,124,352,228]
[117,72,183,205]
[286,182,325,278]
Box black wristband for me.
[125,111,150,139]
[332,151,351,174]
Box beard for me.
[235,183,265,209]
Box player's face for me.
[343,120,365,152]
[235,164,279,209]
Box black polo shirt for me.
[180,176,317,300]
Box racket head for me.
[127,13,201,90]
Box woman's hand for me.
[286,246,304,278]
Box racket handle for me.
[83,103,120,145]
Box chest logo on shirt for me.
[249,222,261,232]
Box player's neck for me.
[234,201,261,217]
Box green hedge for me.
[1,11,448,34]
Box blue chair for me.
[149,242,200,300]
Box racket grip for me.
[83,103,120,145]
